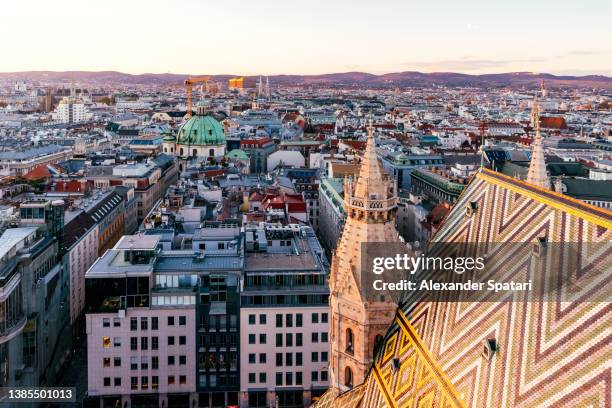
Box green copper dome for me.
[177,114,225,146]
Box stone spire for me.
[352,120,388,200]
[526,101,550,189]
[328,120,399,393]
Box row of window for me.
[103,375,187,389]
[246,331,328,347]
[102,335,186,349]
[269,371,328,386]
[102,315,187,330]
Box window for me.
[296,372,303,386]
[168,356,175,366]
[276,333,283,347]
[114,337,121,347]
[131,356,138,370]
[296,352,303,366]
[248,334,255,344]
[179,355,186,365]
[322,352,328,362]
[321,332,328,343]
[296,313,303,327]
[276,353,283,366]
[152,356,159,370]
[168,336,175,346]
[345,329,354,353]
[114,357,121,367]
[249,373,256,383]
[312,313,319,323]
[179,375,186,385]
[321,371,328,381]
[103,318,110,328]
[103,337,111,348]
[131,377,138,390]
[141,317,148,330]
[311,371,319,382]
[374,334,384,358]
[321,313,328,323]
[130,337,137,350]
[286,353,293,366]
[296,333,303,347]
[259,314,266,324]
[285,372,293,386]
[152,337,159,350]
[312,332,319,343]
[103,357,111,368]
[311,352,318,362]
[141,356,148,370]
[113,318,121,327]
[179,336,186,345]
[344,367,353,388]
[104,377,111,387]
[114,377,121,386]
[286,314,293,327]
[248,314,256,325]
[168,376,175,385]
[152,317,158,330]
[168,316,175,326]
[259,333,266,344]
[259,372,266,383]
[179,316,186,326]
[152,376,159,389]
[276,372,282,386]
[286,333,293,347]
[276,314,282,327]
[141,337,148,350]
[259,353,266,364]
[130,317,137,331]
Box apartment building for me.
[239,224,329,408]
[0,199,71,388]
[85,234,197,408]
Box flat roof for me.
[0,227,38,260]
[115,234,160,251]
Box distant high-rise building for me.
[52,97,91,123]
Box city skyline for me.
[2,0,611,76]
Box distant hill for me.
[1,70,610,89]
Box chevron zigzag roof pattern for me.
[314,169,611,408]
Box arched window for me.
[344,366,353,389]
[180,148,184,156]
[192,149,197,157]
[345,328,354,354]
[209,148,215,157]
[164,147,167,153]
[374,334,384,358]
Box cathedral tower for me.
[328,122,400,393]
[526,101,550,189]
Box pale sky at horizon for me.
[2,0,611,76]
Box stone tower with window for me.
[328,123,400,393]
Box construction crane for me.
[184,76,211,118]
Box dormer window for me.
[466,201,478,217]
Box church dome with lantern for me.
[162,102,226,161]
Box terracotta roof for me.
[540,116,567,129]
[22,164,52,181]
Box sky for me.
[1,0,611,76]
